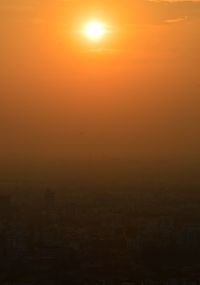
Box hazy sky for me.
[1,0,200,165]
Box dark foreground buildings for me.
[0,189,200,285]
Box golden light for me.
[83,20,107,41]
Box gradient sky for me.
[1,0,200,166]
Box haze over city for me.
[0,1,200,284]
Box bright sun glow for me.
[83,20,107,41]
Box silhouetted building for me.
[43,189,56,223]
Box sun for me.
[83,20,107,41]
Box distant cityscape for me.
[0,186,200,285]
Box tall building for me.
[43,189,56,220]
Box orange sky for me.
[1,0,200,165]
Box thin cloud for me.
[144,0,200,24]
[164,16,188,23]
[1,0,200,25]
